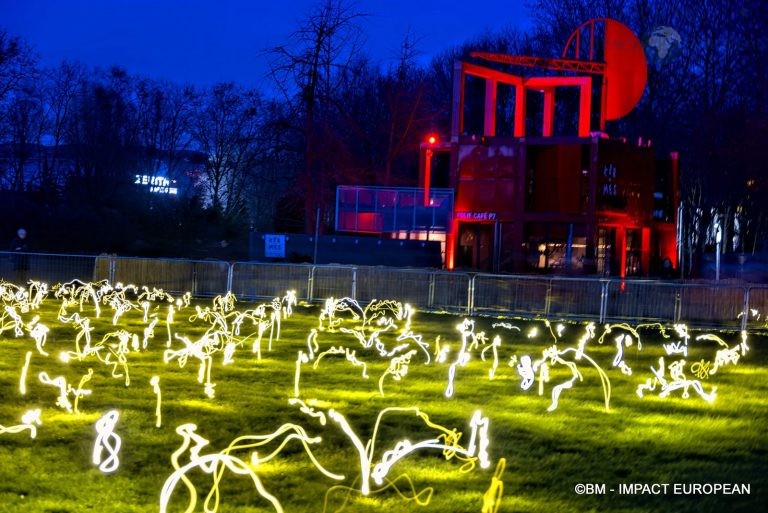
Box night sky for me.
[2,0,531,89]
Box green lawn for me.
[0,280,766,513]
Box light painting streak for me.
[313,346,369,379]
[482,458,506,513]
[294,351,309,398]
[481,335,501,380]
[378,350,417,396]
[38,371,73,412]
[151,376,162,427]
[288,397,327,426]
[0,409,42,439]
[93,410,122,473]
[72,368,94,415]
[516,355,535,390]
[160,422,342,513]
[28,318,50,356]
[19,350,32,395]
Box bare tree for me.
[0,30,36,106]
[267,0,366,232]
[191,83,262,219]
[2,78,45,191]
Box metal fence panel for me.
[190,261,231,296]
[746,286,768,330]
[473,275,549,317]
[112,257,197,294]
[679,284,744,328]
[0,251,99,284]
[231,263,311,300]
[431,272,471,312]
[605,281,680,324]
[354,267,433,305]
[310,266,355,300]
[1,251,764,330]
[547,278,605,320]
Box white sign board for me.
[264,234,285,258]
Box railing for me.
[1,251,766,330]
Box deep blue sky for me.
[2,0,531,88]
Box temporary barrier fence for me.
[1,251,766,330]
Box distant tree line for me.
[1,0,765,273]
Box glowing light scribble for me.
[160,421,342,513]
[324,406,489,498]
[637,356,716,402]
[38,371,74,412]
[288,397,327,426]
[2,305,25,337]
[151,376,162,427]
[534,345,612,412]
[294,351,309,398]
[445,319,482,398]
[165,333,216,398]
[481,335,501,379]
[93,410,121,473]
[19,350,32,395]
[482,458,506,513]
[28,317,50,356]
[516,355,535,390]
[72,368,94,415]
[378,350,417,396]
[0,409,42,438]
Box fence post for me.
[226,262,234,292]
[467,274,475,315]
[351,266,357,300]
[674,288,682,323]
[599,279,608,324]
[742,287,750,331]
[428,272,435,309]
[544,279,553,317]
[308,266,315,302]
[108,257,116,284]
[192,262,199,296]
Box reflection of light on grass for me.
[178,399,233,413]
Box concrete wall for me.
[249,232,443,268]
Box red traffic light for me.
[426,134,439,145]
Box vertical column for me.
[578,79,592,137]
[484,78,497,137]
[514,83,526,137]
[542,88,555,137]
[616,227,627,278]
[641,227,651,277]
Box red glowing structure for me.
[337,19,678,277]
[470,18,648,131]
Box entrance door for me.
[457,222,493,271]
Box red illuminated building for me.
[337,19,678,277]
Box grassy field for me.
[0,280,766,513]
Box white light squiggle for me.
[19,350,32,395]
[93,410,121,473]
[0,409,42,438]
[151,376,162,427]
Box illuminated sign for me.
[264,235,286,258]
[134,175,178,195]
[456,212,497,221]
